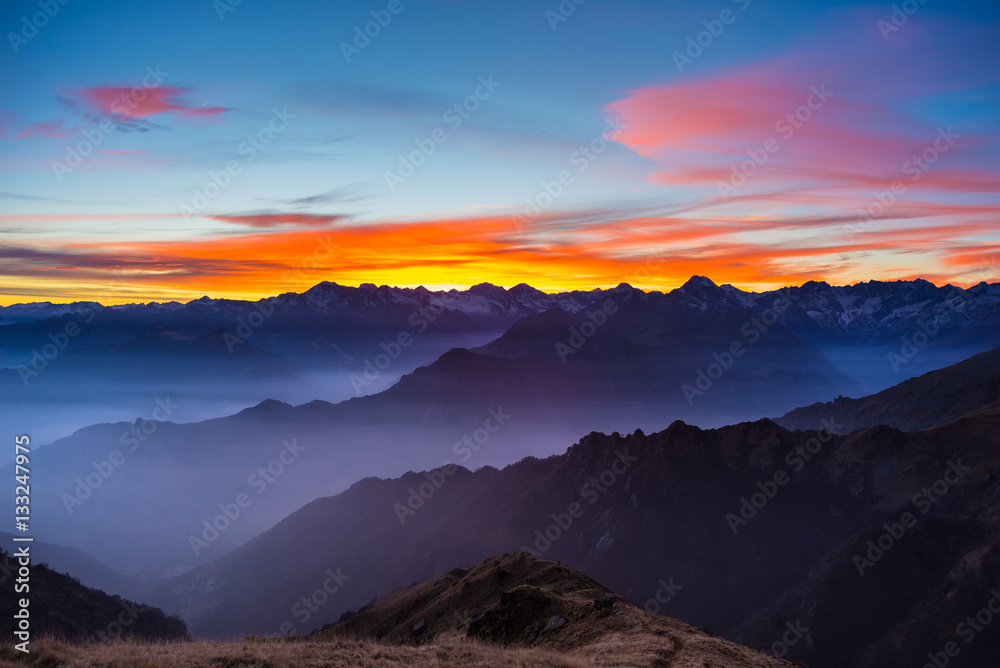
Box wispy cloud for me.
[209,212,348,228]
[12,120,75,139]
[272,186,368,208]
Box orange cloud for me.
[3,207,997,305]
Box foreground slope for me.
[0,550,186,644]
[0,638,679,668]
[317,552,796,667]
[0,555,794,667]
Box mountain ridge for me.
[776,346,1000,433]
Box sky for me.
[1,0,999,304]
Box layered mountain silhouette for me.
[146,346,1000,667]
[5,279,1000,666]
[4,277,996,378]
[4,276,997,453]
[4,282,867,571]
[4,277,997,449]
[17,278,998,572]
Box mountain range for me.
[6,277,1000,575]
[5,277,998,449]
[5,278,1000,666]
[133,345,1000,667]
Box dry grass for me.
[0,634,797,668]
[0,637,589,668]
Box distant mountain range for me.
[145,346,1000,667]
[4,276,999,382]
[4,277,999,451]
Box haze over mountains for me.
[3,276,999,446]
[4,277,998,572]
[133,344,1000,667]
[14,346,1000,666]
[0,278,996,571]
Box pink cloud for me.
[606,70,952,196]
[604,36,1000,208]
[72,84,228,125]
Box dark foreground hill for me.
[316,552,797,667]
[0,549,186,644]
